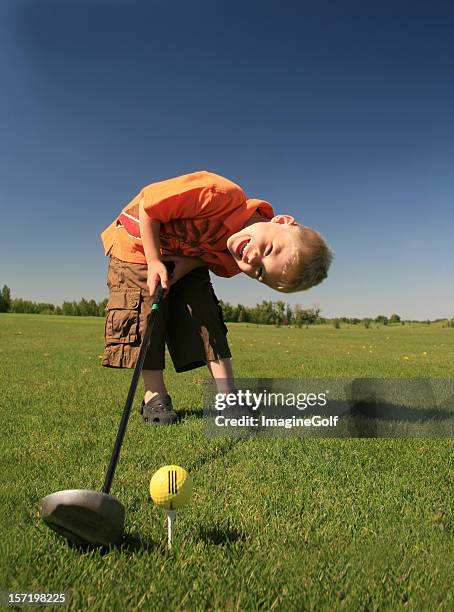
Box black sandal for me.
[140,393,178,425]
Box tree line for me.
[0,284,319,325]
[1,285,452,327]
[0,285,107,317]
[219,301,322,326]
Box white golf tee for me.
[167,510,176,549]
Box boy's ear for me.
[271,214,297,225]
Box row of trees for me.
[333,314,402,326]
[7,298,109,317]
[0,285,323,325]
[219,300,321,326]
[2,285,452,327]
[219,306,432,328]
[0,285,108,316]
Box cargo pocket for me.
[104,290,141,344]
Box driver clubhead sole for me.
[40,489,125,547]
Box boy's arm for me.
[161,255,207,287]
[139,197,208,292]
[139,199,169,295]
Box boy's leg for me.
[206,357,235,394]
[102,256,169,401]
[166,267,235,392]
[142,369,167,403]
[102,256,177,424]
[143,268,234,418]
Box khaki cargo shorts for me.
[102,256,231,372]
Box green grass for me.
[1,314,453,610]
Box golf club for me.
[40,284,165,547]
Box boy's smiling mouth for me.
[236,238,251,260]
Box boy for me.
[100,170,332,424]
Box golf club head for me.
[40,489,125,547]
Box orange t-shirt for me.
[100,170,274,277]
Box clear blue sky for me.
[1,0,453,319]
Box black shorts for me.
[102,256,231,372]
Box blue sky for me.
[1,0,453,319]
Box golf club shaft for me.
[102,285,165,494]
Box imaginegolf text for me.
[214,415,340,429]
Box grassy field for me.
[1,314,453,610]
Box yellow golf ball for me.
[149,465,192,510]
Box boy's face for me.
[226,215,299,288]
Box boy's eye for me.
[265,244,273,257]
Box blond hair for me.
[275,225,333,293]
